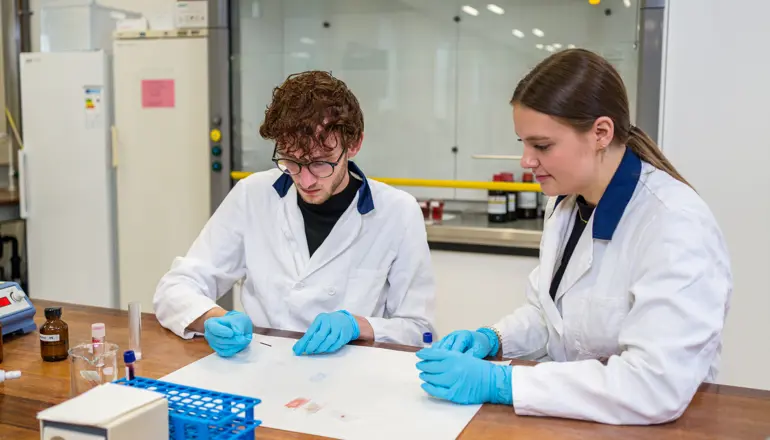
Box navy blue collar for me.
[554,147,641,240]
[272,161,375,215]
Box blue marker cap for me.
[124,350,136,363]
[423,332,433,344]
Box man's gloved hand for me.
[204,310,253,358]
[434,328,499,359]
[293,310,360,356]
[416,348,513,405]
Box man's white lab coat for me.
[153,162,435,346]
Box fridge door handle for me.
[18,149,28,219]
[111,125,118,168]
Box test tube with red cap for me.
[92,323,106,358]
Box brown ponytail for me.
[627,126,692,188]
[511,48,693,189]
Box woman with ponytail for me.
[416,49,732,425]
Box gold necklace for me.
[578,206,589,224]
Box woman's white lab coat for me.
[496,149,732,425]
[153,162,435,346]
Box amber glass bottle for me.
[40,307,69,362]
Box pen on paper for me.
[259,342,272,347]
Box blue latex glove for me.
[204,311,253,358]
[293,310,360,356]
[435,328,499,358]
[416,348,513,405]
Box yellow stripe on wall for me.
[230,171,542,192]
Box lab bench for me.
[426,211,543,257]
[3,299,769,440]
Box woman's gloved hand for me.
[416,348,513,405]
[293,310,360,356]
[204,310,253,358]
[435,328,499,358]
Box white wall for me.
[430,250,537,338]
[660,0,770,390]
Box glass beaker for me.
[68,342,119,397]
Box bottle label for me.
[40,334,60,342]
[507,193,517,212]
[520,192,537,209]
[487,195,506,214]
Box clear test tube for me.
[128,301,142,361]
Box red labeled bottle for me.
[517,172,538,219]
[487,174,508,223]
[501,172,517,222]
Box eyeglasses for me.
[272,145,347,179]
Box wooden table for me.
[1,300,769,439]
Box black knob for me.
[212,161,222,172]
[212,146,222,156]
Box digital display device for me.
[0,282,37,336]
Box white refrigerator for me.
[112,31,211,312]
[19,50,118,308]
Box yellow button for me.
[210,129,222,142]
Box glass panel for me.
[234,0,288,173]
[232,0,640,202]
[234,0,461,200]
[454,0,640,200]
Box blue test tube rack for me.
[114,376,261,440]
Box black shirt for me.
[549,196,596,300]
[297,173,362,257]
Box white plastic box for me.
[39,0,142,52]
[37,383,168,440]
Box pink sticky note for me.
[142,79,175,108]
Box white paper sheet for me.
[161,334,507,439]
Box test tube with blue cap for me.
[124,350,136,380]
[422,332,433,348]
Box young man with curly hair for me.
[153,71,436,357]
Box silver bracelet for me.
[482,326,504,356]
